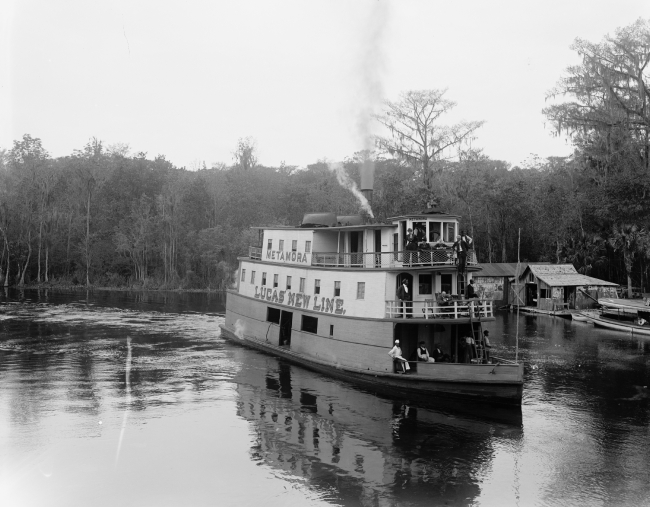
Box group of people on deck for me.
[388,331,492,373]
[403,227,473,269]
[389,339,451,373]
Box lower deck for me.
[223,291,523,404]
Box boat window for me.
[305,241,311,253]
[273,274,279,288]
[266,307,281,324]
[443,222,456,242]
[251,271,255,284]
[357,282,365,299]
[292,240,297,252]
[262,272,267,285]
[241,269,246,282]
[267,239,272,250]
[419,274,432,294]
[301,315,318,334]
[334,281,341,297]
[278,239,284,251]
[330,325,334,336]
[299,277,305,293]
[286,276,292,290]
[315,279,321,294]
[429,222,442,242]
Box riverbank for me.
[7,281,229,294]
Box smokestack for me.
[360,159,375,205]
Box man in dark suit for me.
[397,279,412,318]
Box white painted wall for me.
[238,259,389,318]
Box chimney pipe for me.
[360,159,374,206]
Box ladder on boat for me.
[469,303,487,364]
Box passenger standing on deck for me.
[389,339,410,373]
[405,228,418,265]
[397,279,412,318]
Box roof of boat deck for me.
[251,223,397,231]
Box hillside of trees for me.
[1,19,649,294]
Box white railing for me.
[249,246,263,260]
[248,246,478,270]
[311,250,477,269]
[385,299,493,319]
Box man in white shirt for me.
[388,339,410,373]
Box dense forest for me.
[1,19,649,294]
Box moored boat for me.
[580,311,650,336]
[220,207,524,405]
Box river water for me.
[1,289,650,507]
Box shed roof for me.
[520,264,618,287]
[474,262,549,277]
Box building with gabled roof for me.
[471,262,549,307]
[513,263,618,312]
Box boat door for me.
[280,311,293,347]
[375,230,382,267]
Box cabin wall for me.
[238,260,388,318]
[263,230,314,265]
[311,231,338,253]
[225,291,397,373]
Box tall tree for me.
[374,89,484,191]
[544,19,650,174]
[232,137,258,171]
[73,138,111,287]
[608,223,647,297]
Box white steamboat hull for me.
[222,291,523,405]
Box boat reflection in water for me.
[233,356,523,506]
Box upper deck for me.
[245,208,478,271]
[249,245,477,269]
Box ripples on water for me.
[1,290,650,506]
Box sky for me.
[2,0,649,169]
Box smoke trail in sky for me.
[327,162,374,218]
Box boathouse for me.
[472,262,549,307]
[513,264,618,311]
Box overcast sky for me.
[2,0,649,169]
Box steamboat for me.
[220,195,523,405]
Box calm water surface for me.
[2,289,650,506]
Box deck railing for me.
[311,250,477,269]
[249,246,263,260]
[248,246,477,269]
[385,299,493,320]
